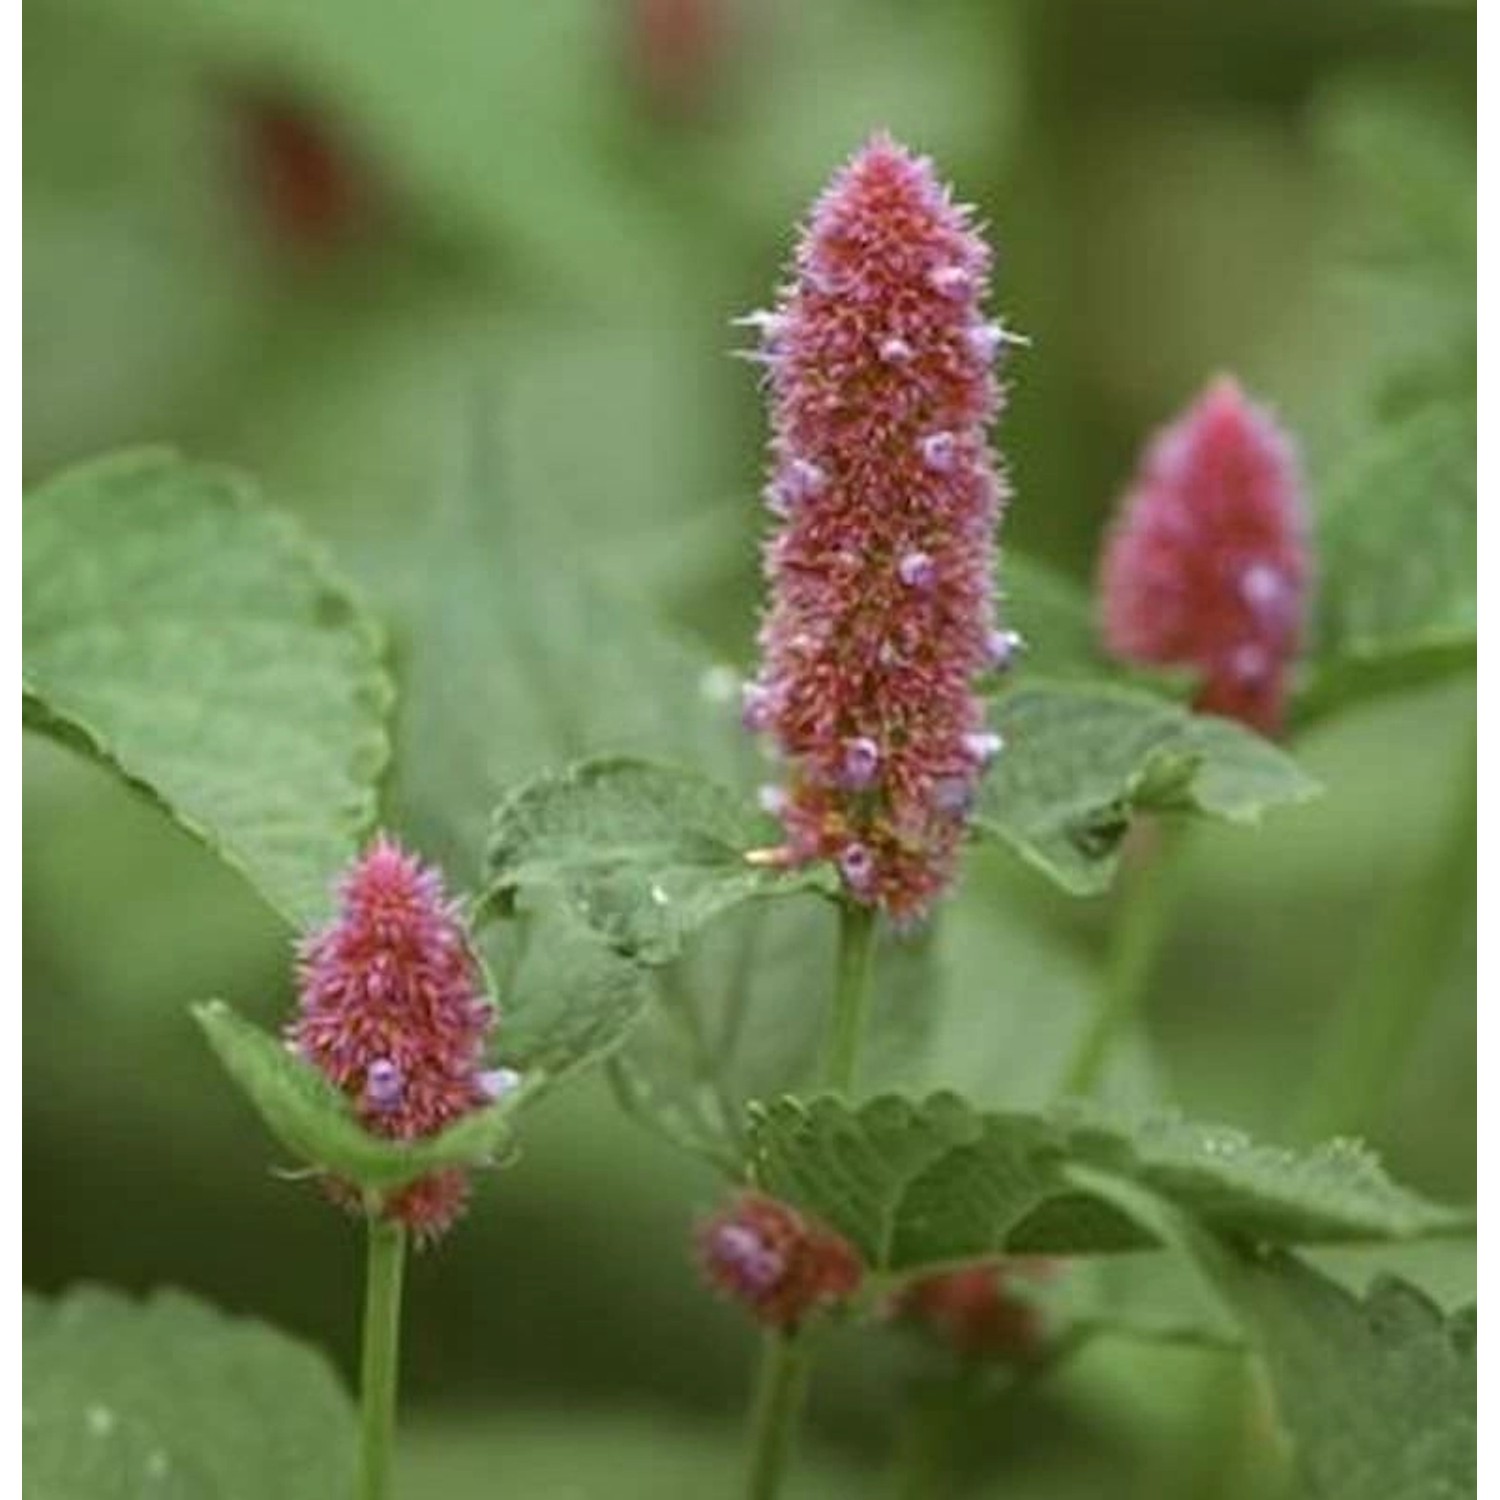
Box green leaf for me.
[746,1092,1467,1274]
[1298,402,1476,725]
[1227,1256,1474,1499]
[487,900,652,1085]
[392,408,754,877]
[999,553,1106,681]
[23,450,392,927]
[192,1001,517,1192]
[483,757,832,964]
[1069,1168,1475,1500]
[24,1285,355,1499]
[976,682,1319,895]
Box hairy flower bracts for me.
[696,1193,863,1331]
[742,133,1015,922]
[891,1259,1057,1363]
[289,836,503,1243]
[1098,377,1310,737]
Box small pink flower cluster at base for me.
[742,132,1017,924]
[1098,377,1310,738]
[890,1258,1059,1363]
[695,1192,863,1331]
[289,835,512,1244]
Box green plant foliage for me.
[391,404,751,876]
[193,1001,519,1191]
[999,553,1105,681]
[746,1092,1465,1274]
[1298,402,1476,725]
[23,1286,356,1499]
[488,899,653,1085]
[975,682,1319,894]
[23,450,392,927]
[483,757,832,963]
[1071,1169,1475,1500]
[1224,1256,1474,1500]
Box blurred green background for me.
[24,0,1474,1494]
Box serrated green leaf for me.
[747,1092,1466,1274]
[975,683,1319,894]
[23,1285,355,1499]
[483,758,832,964]
[392,406,754,877]
[1298,403,1476,725]
[23,450,392,927]
[1229,1257,1474,1499]
[193,1001,517,1193]
[1069,1168,1475,1500]
[487,900,652,1085]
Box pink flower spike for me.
[745,133,1014,922]
[1098,376,1310,737]
[288,835,498,1244]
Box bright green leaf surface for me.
[23,450,392,927]
[484,757,831,963]
[193,1001,516,1191]
[977,683,1319,894]
[1071,1169,1475,1500]
[1227,1256,1474,1499]
[747,1092,1465,1273]
[23,1285,355,1500]
[488,900,652,1085]
[1299,402,1476,725]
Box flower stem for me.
[744,1331,811,1500]
[1296,732,1475,1142]
[1059,822,1187,1098]
[740,900,879,1500]
[357,1216,407,1500]
[821,901,878,1094]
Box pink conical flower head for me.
[288,835,497,1243]
[1098,377,1311,737]
[743,133,1015,922]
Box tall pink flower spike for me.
[289,836,512,1243]
[741,132,1018,924]
[1098,377,1310,738]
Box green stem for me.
[740,901,879,1500]
[1297,734,1476,1142]
[1059,822,1187,1098]
[821,902,878,1094]
[743,1331,811,1500]
[357,1216,407,1500]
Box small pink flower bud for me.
[841,736,881,789]
[891,1259,1059,1362]
[746,133,1015,921]
[985,627,1024,670]
[898,550,937,590]
[288,835,498,1244]
[696,1193,863,1331]
[918,431,958,472]
[962,730,1004,766]
[1098,377,1310,737]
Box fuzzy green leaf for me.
[23,1286,355,1500]
[487,900,653,1085]
[746,1092,1466,1274]
[23,450,392,927]
[1069,1169,1475,1500]
[193,1001,518,1192]
[1229,1256,1474,1499]
[976,683,1319,894]
[483,758,832,963]
[1299,402,1476,725]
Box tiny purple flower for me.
[842,736,881,789]
[898,550,937,590]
